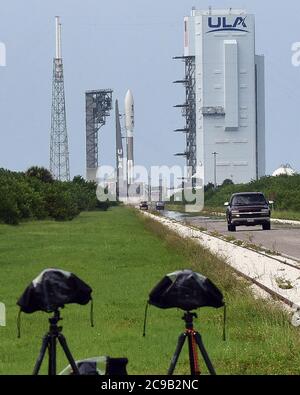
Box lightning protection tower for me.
[50,16,70,181]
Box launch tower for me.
[85,89,113,181]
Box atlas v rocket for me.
[115,90,135,200]
[125,89,134,186]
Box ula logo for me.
[207,16,248,33]
[117,149,123,169]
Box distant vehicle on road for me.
[156,201,165,211]
[224,192,273,232]
[139,201,149,211]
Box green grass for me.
[165,204,187,213]
[0,207,300,375]
[272,210,300,222]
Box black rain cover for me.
[149,270,224,311]
[17,269,93,313]
[61,357,128,376]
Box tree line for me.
[205,175,300,210]
[0,167,115,225]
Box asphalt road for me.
[163,211,300,261]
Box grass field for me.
[0,207,300,375]
[272,210,300,222]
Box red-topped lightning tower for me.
[50,16,70,181]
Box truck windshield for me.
[232,194,267,206]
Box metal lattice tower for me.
[85,89,113,181]
[173,56,196,185]
[50,17,70,181]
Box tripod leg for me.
[33,334,50,375]
[168,333,186,375]
[188,333,200,375]
[194,332,216,375]
[48,333,57,375]
[58,333,80,375]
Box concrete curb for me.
[271,218,300,226]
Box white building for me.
[182,8,265,185]
[272,164,296,177]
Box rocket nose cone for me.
[125,89,134,106]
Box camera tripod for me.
[168,312,216,376]
[33,310,80,375]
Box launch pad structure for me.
[174,55,197,186]
[86,89,113,181]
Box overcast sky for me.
[0,0,300,178]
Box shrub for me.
[0,187,20,225]
[0,167,117,225]
[205,174,300,211]
[25,166,54,183]
[44,185,80,221]
[222,179,234,186]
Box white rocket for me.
[125,89,134,185]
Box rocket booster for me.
[125,89,134,185]
[115,99,124,199]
